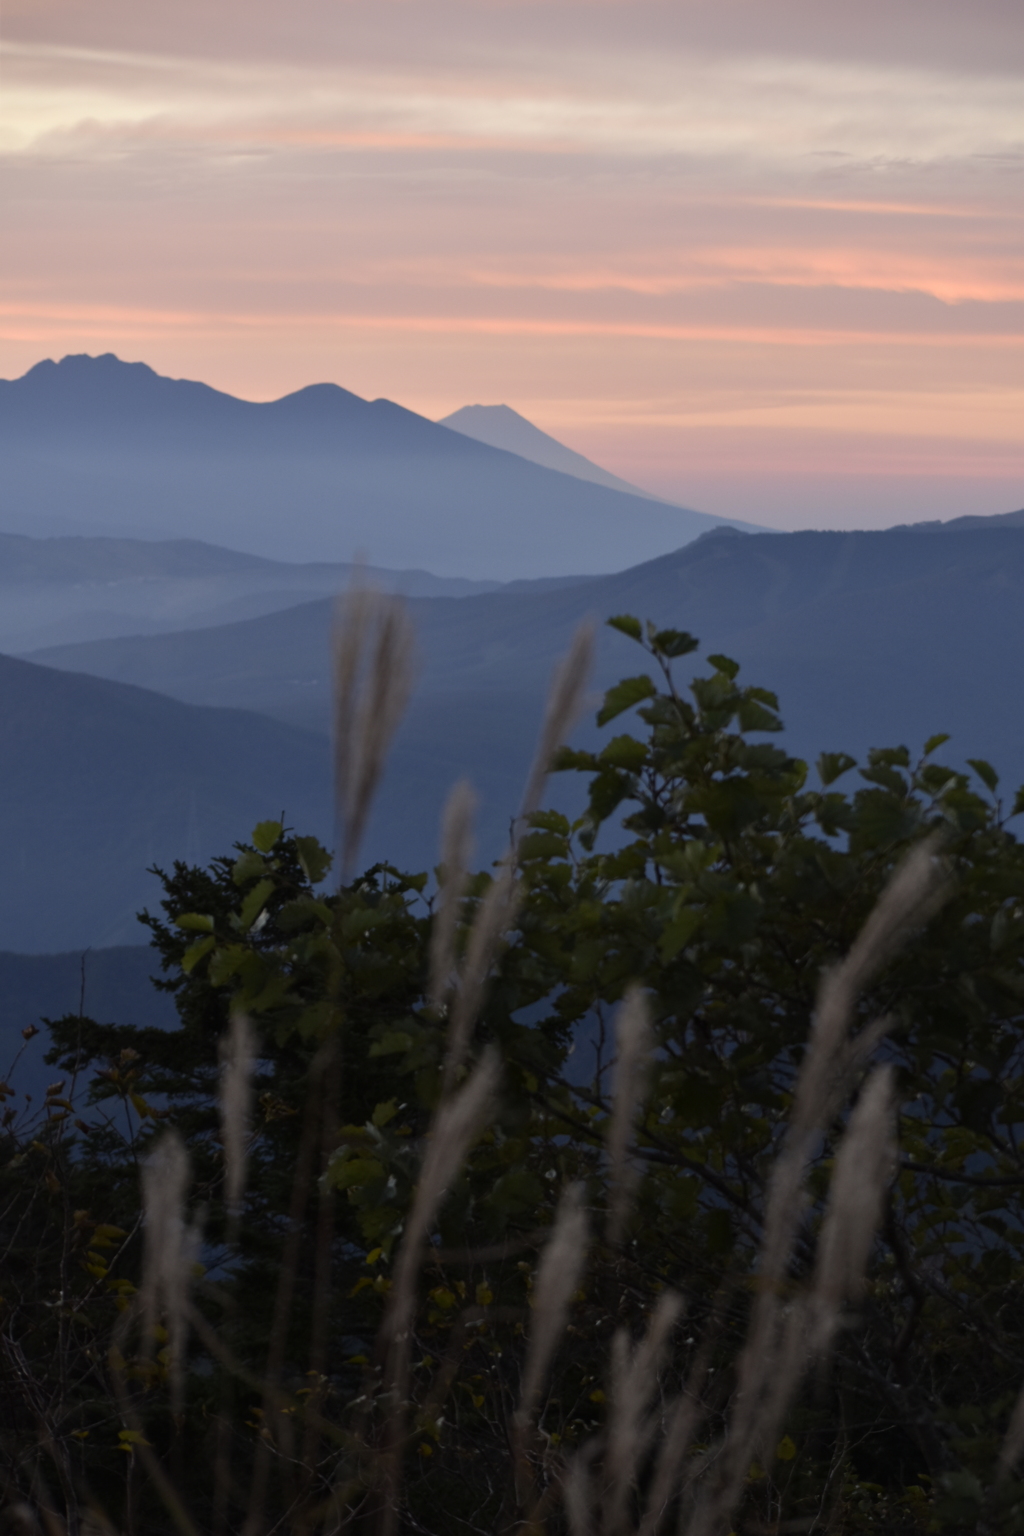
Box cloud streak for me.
[1,1,1022,530]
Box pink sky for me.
[2,0,1022,529]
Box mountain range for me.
[13,515,1024,957]
[0,652,332,951]
[0,354,757,579]
[439,403,673,502]
[0,530,525,652]
[3,350,1024,962]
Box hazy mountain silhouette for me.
[0,653,332,952]
[0,530,517,651]
[28,520,1024,908]
[438,404,746,520]
[0,354,754,579]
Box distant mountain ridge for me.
[0,354,755,579]
[28,518,1024,905]
[0,651,332,951]
[0,530,585,651]
[439,403,744,521]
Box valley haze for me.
[0,354,760,581]
[1,351,1023,969]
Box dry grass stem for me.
[755,837,947,1306]
[606,986,653,1247]
[603,1291,684,1536]
[428,779,477,1014]
[517,1183,590,1427]
[563,1444,599,1536]
[517,621,594,834]
[332,586,373,822]
[808,1065,895,1357]
[437,625,593,1097]
[686,839,950,1536]
[140,1132,200,1412]
[377,1051,501,1536]
[332,588,416,879]
[387,1050,501,1355]
[997,1384,1024,1484]
[219,1012,257,1225]
[636,1329,719,1536]
[443,863,523,1097]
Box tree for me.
[5,616,1024,1534]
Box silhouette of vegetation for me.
[5,610,1024,1534]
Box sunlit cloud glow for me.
[2,2,1022,531]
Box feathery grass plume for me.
[517,1183,590,1428]
[687,837,950,1536]
[332,584,372,822]
[752,836,948,1308]
[140,1131,200,1413]
[606,986,653,1247]
[375,1051,501,1536]
[636,1313,724,1536]
[807,1065,895,1358]
[386,1050,501,1356]
[332,586,416,880]
[997,1381,1024,1485]
[219,1012,256,1226]
[439,623,592,1096]
[517,620,595,834]
[442,862,523,1097]
[603,1291,684,1536]
[563,1442,599,1536]
[428,779,477,1014]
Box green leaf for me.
[527,809,571,835]
[295,835,332,885]
[706,653,740,679]
[607,614,643,642]
[868,745,910,769]
[175,912,214,933]
[587,768,632,823]
[651,628,700,658]
[295,1000,333,1039]
[329,1157,385,1192]
[372,1098,400,1128]
[208,944,246,988]
[967,758,999,793]
[924,732,951,756]
[251,820,284,853]
[232,850,267,886]
[518,830,569,861]
[181,936,215,974]
[1012,786,1024,818]
[598,734,648,772]
[597,674,657,727]
[659,905,703,962]
[552,746,597,773]
[368,1030,414,1058]
[236,879,275,934]
[817,751,857,787]
[276,896,333,932]
[737,699,783,733]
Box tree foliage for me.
[4,617,1024,1533]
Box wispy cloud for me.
[5,38,1024,162]
[1,2,1022,529]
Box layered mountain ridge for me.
[0,354,754,578]
[14,517,1024,953]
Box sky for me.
[2,0,1022,530]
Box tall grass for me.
[4,588,994,1536]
